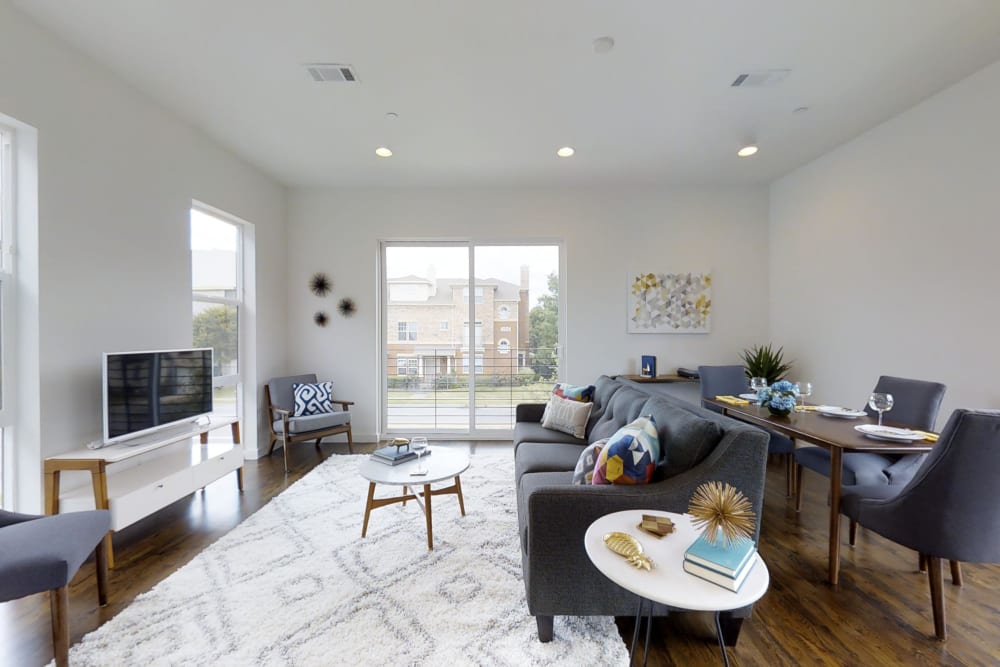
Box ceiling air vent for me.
[305,64,358,83]
[731,69,791,87]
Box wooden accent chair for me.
[698,365,797,495]
[265,374,354,471]
[0,509,110,667]
[840,409,1000,640]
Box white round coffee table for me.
[585,510,769,666]
[359,447,470,550]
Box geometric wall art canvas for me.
[627,272,712,334]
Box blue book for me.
[683,555,757,592]
[684,533,756,577]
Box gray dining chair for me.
[0,508,111,667]
[698,365,798,495]
[794,375,946,510]
[840,409,1000,640]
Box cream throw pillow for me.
[542,394,593,439]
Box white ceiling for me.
[11,0,1000,188]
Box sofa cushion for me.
[514,421,587,450]
[593,416,659,485]
[586,375,625,433]
[516,442,588,487]
[642,398,723,479]
[542,394,593,439]
[588,386,649,443]
[571,439,608,485]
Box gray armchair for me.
[0,509,111,667]
[795,375,946,509]
[698,365,797,495]
[840,409,1000,640]
[266,373,354,471]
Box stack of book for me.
[682,533,757,592]
[370,444,417,466]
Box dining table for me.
[703,398,937,585]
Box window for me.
[498,339,510,354]
[500,326,511,333]
[191,206,243,418]
[461,353,485,374]
[462,286,484,304]
[498,305,510,320]
[440,320,449,331]
[397,357,419,376]
[397,321,417,341]
[462,321,483,344]
[0,127,11,506]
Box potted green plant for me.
[741,343,792,385]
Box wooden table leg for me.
[361,482,376,538]
[231,421,241,443]
[44,470,61,515]
[424,483,433,550]
[454,475,466,516]
[236,466,244,491]
[829,447,843,585]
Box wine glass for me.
[795,381,813,410]
[868,393,894,426]
[750,377,768,399]
[410,436,429,474]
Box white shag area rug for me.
[65,448,629,666]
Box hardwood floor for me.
[3,443,999,666]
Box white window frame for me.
[0,126,14,506]
[397,321,417,341]
[397,357,419,376]
[497,338,510,354]
[190,203,244,412]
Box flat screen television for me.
[103,348,214,445]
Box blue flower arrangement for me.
[757,380,800,416]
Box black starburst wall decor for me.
[309,272,332,297]
[338,298,357,317]
[314,311,330,327]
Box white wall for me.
[769,59,1000,427]
[0,3,288,510]
[288,186,771,440]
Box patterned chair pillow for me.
[592,415,660,485]
[293,382,335,416]
[572,439,609,485]
[541,394,593,439]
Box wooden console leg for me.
[236,467,244,492]
[231,421,241,444]
[200,432,208,444]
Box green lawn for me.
[387,382,552,407]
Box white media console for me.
[44,416,242,567]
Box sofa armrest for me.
[516,403,547,423]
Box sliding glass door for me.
[381,242,560,436]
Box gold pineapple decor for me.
[688,481,756,546]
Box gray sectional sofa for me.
[514,375,770,643]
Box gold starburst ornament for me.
[688,481,756,546]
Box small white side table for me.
[584,510,769,666]
[359,447,469,550]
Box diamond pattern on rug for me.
[61,448,629,666]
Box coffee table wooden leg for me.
[402,485,408,507]
[454,475,466,516]
[362,482,376,538]
[829,447,843,585]
[424,483,433,550]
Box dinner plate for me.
[854,424,926,442]
[817,406,868,419]
[738,393,759,401]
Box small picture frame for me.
[640,355,657,378]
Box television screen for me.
[103,348,214,444]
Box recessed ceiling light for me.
[375,146,393,158]
[737,145,758,158]
[556,146,575,158]
[593,36,615,54]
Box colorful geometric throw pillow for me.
[592,415,660,485]
[551,382,595,402]
[572,439,609,485]
[292,381,335,416]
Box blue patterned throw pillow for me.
[293,382,335,416]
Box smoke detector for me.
[305,64,359,83]
[731,69,791,87]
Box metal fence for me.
[385,347,558,431]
